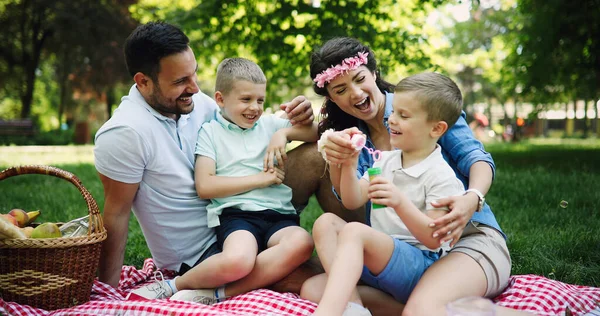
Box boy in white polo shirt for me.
[305,73,466,316]
[165,57,317,303]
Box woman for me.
[301,37,525,316]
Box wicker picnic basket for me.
[0,165,107,310]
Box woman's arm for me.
[430,161,493,246]
[431,114,496,246]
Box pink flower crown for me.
[313,52,369,88]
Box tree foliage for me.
[515,0,600,102]
[142,0,438,104]
[0,0,136,120]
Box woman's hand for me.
[320,128,362,166]
[429,192,479,247]
[279,95,315,126]
[264,130,288,172]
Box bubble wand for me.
[351,134,385,209]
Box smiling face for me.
[216,80,266,129]
[388,92,439,153]
[325,66,385,122]
[141,47,199,119]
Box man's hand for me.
[279,95,314,126]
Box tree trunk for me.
[19,2,50,119]
[106,88,115,119]
[594,99,600,138]
[57,49,70,127]
[582,98,589,138]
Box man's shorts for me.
[359,238,440,303]
[216,208,300,252]
[450,222,512,298]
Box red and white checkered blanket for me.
[2,258,599,316]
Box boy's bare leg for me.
[269,256,324,293]
[176,231,258,290]
[224,226,313,297]
[313,222,395,316]
[284,142,366,223]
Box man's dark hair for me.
[123,21,190,81]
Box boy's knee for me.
[338,222,365,241]
[312,213,341,239]
[282,229,314,261]
[220,250,256,281]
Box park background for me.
[1,0,599,288]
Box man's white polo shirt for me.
[94,85,218,271]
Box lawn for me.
[0,139,599,287]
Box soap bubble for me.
[559,200,568,209]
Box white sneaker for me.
[170,288,218,305]
[342,302,372,316]
[126,271,174,300]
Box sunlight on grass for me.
[0,145,95,167]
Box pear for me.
[8,209,29,227]
[30,222,62,238]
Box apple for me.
[8,209,29,227]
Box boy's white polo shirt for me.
[195,111,296,228]
[94,85,218,271]
[362,145,464,251]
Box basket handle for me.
[0,165,105,236]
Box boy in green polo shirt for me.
[167,57,318,303]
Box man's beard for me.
[148,87,194,117]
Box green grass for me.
[1,140,599,287]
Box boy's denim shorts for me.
[360,238,440,303]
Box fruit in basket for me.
[26,210,41,224]
[0,214,27,239]
[20,226,34,238]
[30,222,62,238]
[1,214,18,227]
[8,209,29,227]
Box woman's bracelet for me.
[317,129,335,162]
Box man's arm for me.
[97,173,139,288]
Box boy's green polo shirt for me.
[195,111,296,228]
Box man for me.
[94,22,317,295]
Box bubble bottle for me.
[351,134,384,209]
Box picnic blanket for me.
[1,258,599,316]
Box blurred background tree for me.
[1,0,599,144]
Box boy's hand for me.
[264,131,288,171]
[279,95,314,126]
[258,167,285,187]
[368,176,403,209]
